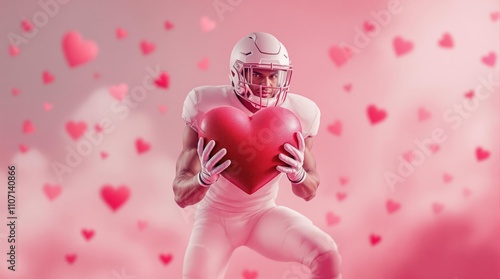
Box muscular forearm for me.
[173,172,209,208]
[291,170,320,201]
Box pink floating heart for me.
[136,138,151,154]
[393,36,414,56]
[325,211,341,226]
[159,253,173,265]
[116,28,127,39]
[491,11,500,22]
[137,220,148,230]
[327,120,342,136]
[19,144,29,153]
[386,199,401,214]
[200,16,216,32]
[81,229,95,241]
[164,20,174,30]
[11,88,20,96]
[438,33,453,48]
[370,234,382,246]
[418,107,431,121]
[464,90,474,99]
[155,72,170,89]
[9,45,20,57]
[158,105,167,113]
[65,254,77,264]
[21,19,33,32]
[428,144,440,154]
[66,121,87,140]
[343,83,352,92]
[109,83,128,101]
[43,184,61,200]
[94,124,103,133]
[402,150,413,163]
[329,46,352,67]
[197,57,209,70]
[367,104,387,125]
[62,31,98,67]
[339,176,349,186]
[43,102,53,111]
[462,188,471,197]
[443,173,453,183]
[42,71,55,84]
[140,40,156,55]
[476,147,490,161]
[481,52,496,67]
[336,192,347,201]
[363,21,376,32]
[101,184,130,211]
[242,269,258,279]
[432,202,444,214]
[23,120,36,134]
[100,151,108,159]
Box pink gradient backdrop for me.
[1,0,499,278]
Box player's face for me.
[245,69,281,98]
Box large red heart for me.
[199,106,301,195]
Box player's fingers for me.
[279,153,300,169]
[284,143,302,161]
[197,137,204,158]
[213,159,231,174]
[296,132,305,152]
[206,148,227,170]
[202,140,216,163]
[276,165,294,174]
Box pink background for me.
[1,0,499,278]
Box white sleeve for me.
[181,89,199,132]
[305,105,321,138]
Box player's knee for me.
[306,236,342,278]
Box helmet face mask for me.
[229,32,293,110]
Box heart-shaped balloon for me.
[199,106,301,195]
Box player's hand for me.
[276,131,306,184]
[197,137,231,187]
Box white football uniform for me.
[181,85,340,279]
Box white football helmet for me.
[229,32,293,109]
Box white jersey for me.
[182,85,320,212]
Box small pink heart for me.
[155,72,170,89]
[101,184,130,211]
[9,45,20,57]
[464,90,474,99]
[325,211,341,226]
[386,199,401,214]
[363,21,376,32]
[242,269,258,279]
[109,83,128,101]
[93,72,100,79]
[23,120,36,134]
[443,173,453,183]
[329,46,352,67]
[43,102,53,111]
[159,253,173,265]
[62,31,98,68]
[428,144,440,154]
[481,52,496,67]
[66,121,87,140]
[370,234,382,246]
[21,19,33,32]
[491,11,500,22]
[116,28,127,39]
[140,40,156,55]
[393,36,414,56]
[100,151,108,159]
[136,138,151,154]
[164,20,174,30]
[11,88,20,96]
[438,33,453,48]
[137,220,148,230]
[339,176,349,186]
[343,83,352,92]
[65,254,77,264]
[418,107,431,121]
[19,144,29,153]
[327,120,342,136]
[42,71,55,84]
[43,184,61,200]
[402,150,413,163]
[367,104,387,125]
[476,147,490,161]
[197,57,209,70]
[94,124,103,133]
[200,16,216,32]
[158,105,167,113]
[462,188,471,197]
[81,229,95,241]
[432,202,444,214]
[336,192,347,201]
